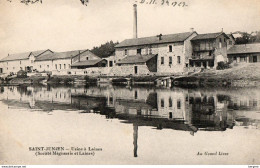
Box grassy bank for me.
[174,63,260,87]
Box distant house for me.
[0,49,104,75]
[35,50,103,72]
[0,49,53,74]
[227,43,260,63]
[114,31,198,75]
[190,32,230,68]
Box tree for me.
[91,41,119,58]
[234,31,260,44]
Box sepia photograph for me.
[0,0,260,166]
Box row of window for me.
[39,64,71,70]
[124,45,175,56]
[161,56,181,65]
[161,98,181,109]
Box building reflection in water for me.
[0,85,260,157]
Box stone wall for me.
[109,64,151,76]
[52,67,113,76]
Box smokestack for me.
[190,28,194,32]
[133,4,138,38]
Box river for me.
[0,84,260,164]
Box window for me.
[177,56,181,64]
[219,38,222,48]
[219,42,222,48]
[149,47,152,54]
[86,57,89,60]
[169,56,172,65]
[161,99,164,108]
[20,61,21,65]
[169,45,173,52]
[209,51,213,56]
[124,49,128,55]
[161,57,164,65]
[59,64,62,69]
[55,64,57,69]
[177,100,181,109]
[135,90,138,99]
[47,65,49,69]
[68,64,71,69]
[169,97,172,107]
[137,48,142,54]
[64,64,66,69]
[40,65,41,68]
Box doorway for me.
[253,56,257,62]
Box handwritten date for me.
[135,0,188,7]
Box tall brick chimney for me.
[133,4,138,38]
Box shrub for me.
[217,61,230,70]
[84,76,97,83]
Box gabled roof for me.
[36,50,89,61]
[227,43,260,55]
[115,32,196,48]
[71,59,105,67]
[191,32,229,41]
[117,54,157,64]
[0,49,53,62]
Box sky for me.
[0,0,260,59]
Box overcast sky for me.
[0,0,259,59]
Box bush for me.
[217,61,230,70]
[17,70,27,78]
[84,76,97,83]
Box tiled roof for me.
[227,43,260,54]
[115,32,195,48]
[117,54,157,64]
[0,49,52,62]
[71,59,105,67]
[191,32,229,41]
[36,50,88,61]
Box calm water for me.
[0,84,260,164]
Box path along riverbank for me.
[1,63,259,87]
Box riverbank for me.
[173,63,260,87]
[0,63,259,87]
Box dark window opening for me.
[135,90,138,99]
[169,56,172,65]
[137,48,142,54]
[169,45,173,52]
[161,57,164,65]
[169,97,172,107]
[161,99,164,108]
[177,56,181,64]
[177,100,181,109]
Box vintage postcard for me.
[0,0,260,166]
